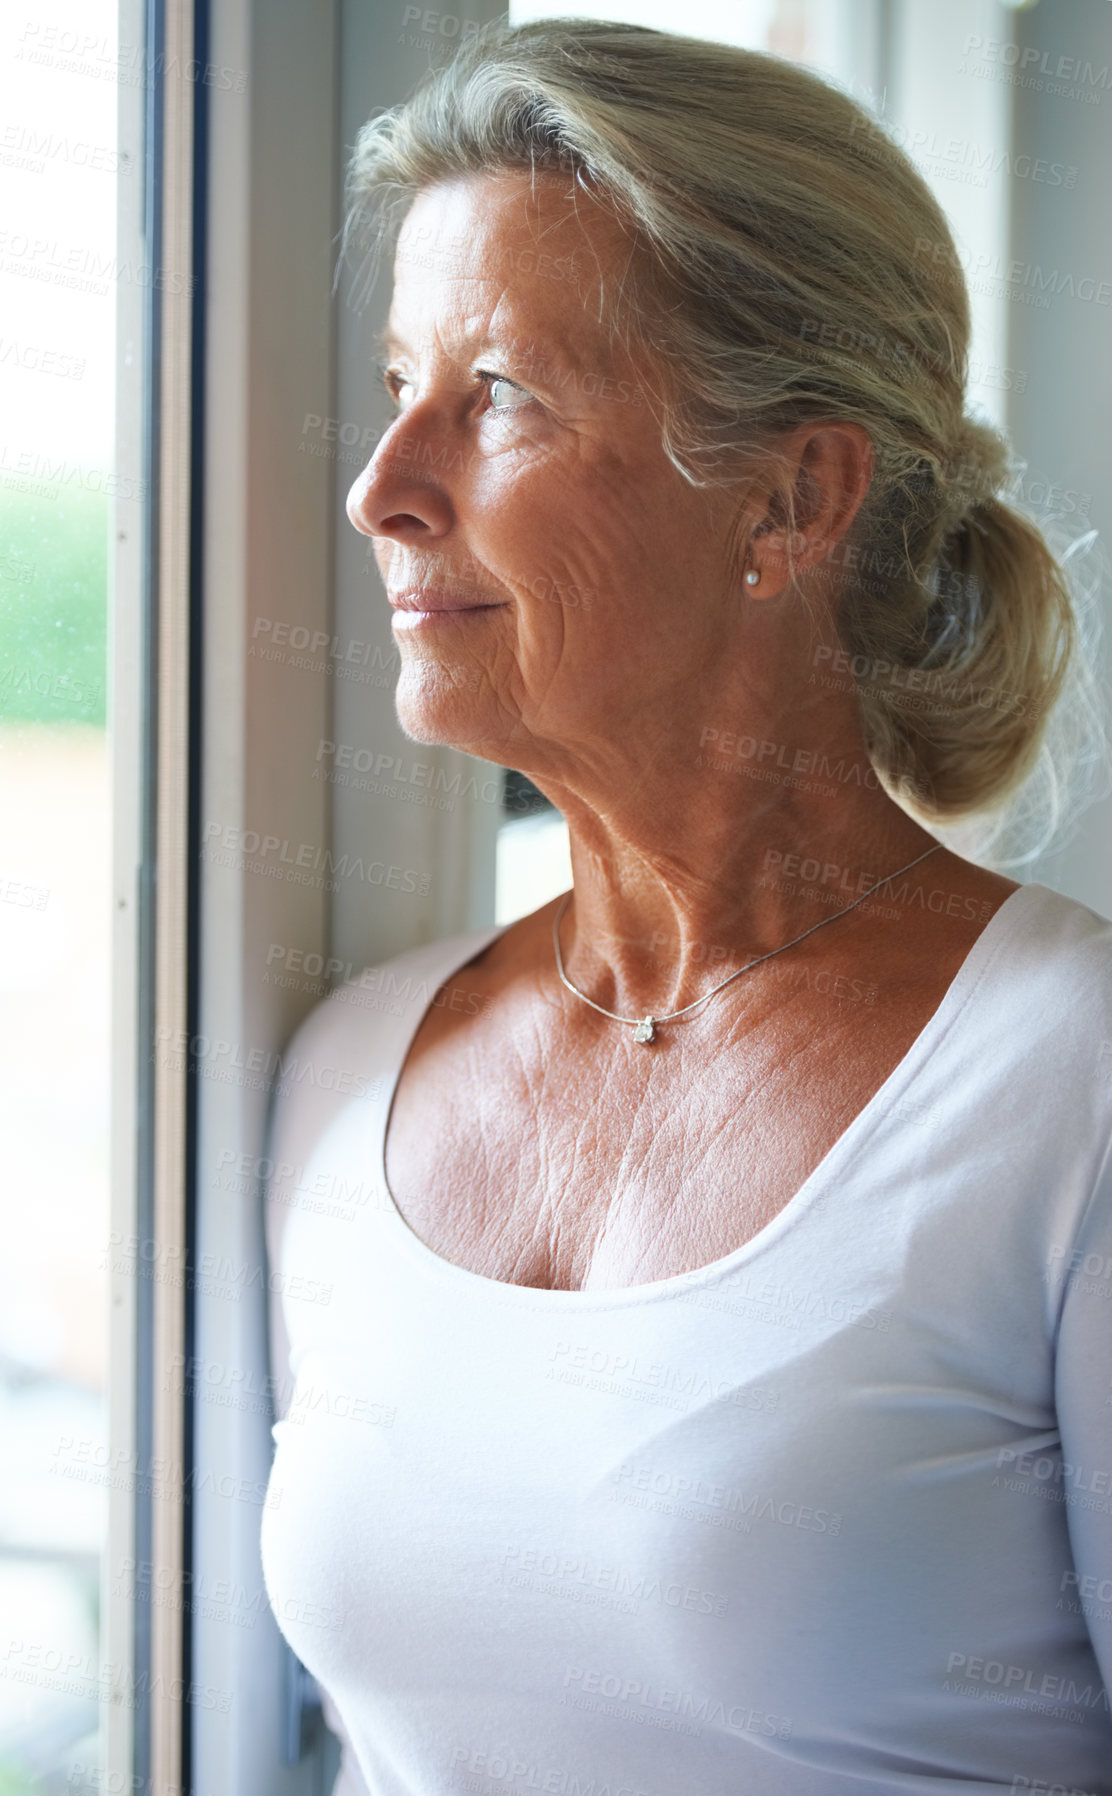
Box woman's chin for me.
[394,664,499,755]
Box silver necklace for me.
[552,842,943,1045]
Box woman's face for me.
[347,170,751,778]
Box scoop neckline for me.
[370,881,1049,1310]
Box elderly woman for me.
[261,20,1112,1795]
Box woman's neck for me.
[524,710,938,1021]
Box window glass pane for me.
[495,806,573,926]
[507,0,858,81]
[0,0,118,1787]
[509,0,778,43]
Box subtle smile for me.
[389,591,508,628]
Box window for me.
[0,0,122,1788]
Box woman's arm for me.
[262,996,377,1796]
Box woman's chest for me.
[262,1236,1067,1780]
[381,985,940,1291]
[386,1095,780,1291]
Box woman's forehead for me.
[398,167,601,248]
[392,171,629,327]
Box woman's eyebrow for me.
[377,320,583,371]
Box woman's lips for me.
[389,590,507,627]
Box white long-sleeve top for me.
[261,880,1112,1794]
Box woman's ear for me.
[742,422,874,598]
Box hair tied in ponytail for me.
[922,527,983,667]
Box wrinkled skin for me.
[346,170,1018,1290]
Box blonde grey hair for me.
[346,17,1102,848]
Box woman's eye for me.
[483,374,533,413]
[379,364,533,416]
[382,368,415,410]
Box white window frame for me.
[110,0,197,1788]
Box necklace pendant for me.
[633,1015,656,1045]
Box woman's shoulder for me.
[261,922,506,1242]
[277,921,507,1076]
[969,880,1112,1084]
[991,879,1112,984]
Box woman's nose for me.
[346,414,455,543]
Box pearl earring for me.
[745,568,761,588]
